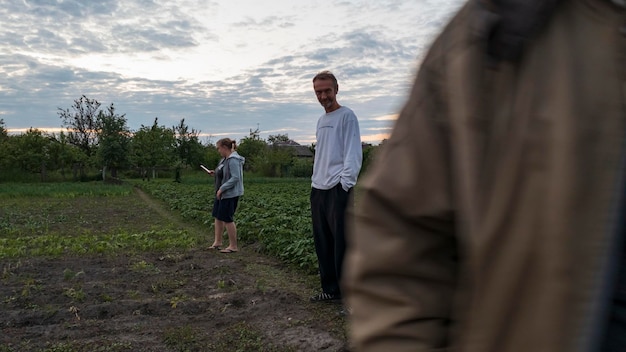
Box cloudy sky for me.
[1,0,464,145]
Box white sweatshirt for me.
[311,106,362,191]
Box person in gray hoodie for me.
[208,138,245,253]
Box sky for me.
[1,0,465,145]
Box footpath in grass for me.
[0,180,349,352]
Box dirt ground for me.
[0,189,349,351]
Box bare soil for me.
[0,188,349,352]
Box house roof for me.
[274,142,314,157]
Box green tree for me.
[290,157,313,177]
[256,145,293,177]
[202,143,221,171]
[360,142,384,176]
[267,134,291,145]
[58,95,101,158]
[131,118,176,180]
[95,104,130,180]
[237,136,268,172]
[6,129,54,181]
[0,118,7,141]
[48,132,86,181]
[0,119,9,171]
[173,118,205,181]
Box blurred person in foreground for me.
[343,0,626,351]
[310,71,362,302]
[208,138,245,253]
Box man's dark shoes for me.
[309,292,341,302]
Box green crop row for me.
[0,229,199,258]
[0,182,133,198]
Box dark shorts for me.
[212,196,239,223]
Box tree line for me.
[0,96,380,183]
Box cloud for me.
[0,0,466,145]
[366,114,399,121]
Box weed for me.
[25,302,40,310]
[41,342,77,352]
[130,260,159,273]
[63,269,85,281]
[43,305,59,320]
[99,293,113,302]
[169,295,187,308]
[208,321,296,352]
[214,265,233,276]
[163,325,200,351]
[21,278,41,298]
[0,341,35,352]
[255,278,268,292]
[63,287,86,302]
[2,260,22,280]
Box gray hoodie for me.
[217,151,245,199]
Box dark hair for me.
[217,138,236,151]
[313,70,338,90]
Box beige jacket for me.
[344,1,626,351]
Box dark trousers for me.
[310,184,352,296]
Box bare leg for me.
[223,222,238,251]
[211,219,224,247]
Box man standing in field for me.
[309,71,362,302]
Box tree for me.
[131,118,176,180]
[202,143,221,171]
[0,119,7,141]
[237,136,268,172]
[0,119,9,171]
[48,131,86,181]
[58,95,101,158]
[256,145,293,177]
[360,143,379,177]
[173,118,205,181]
[267,134,291,145]
[95,103,130,180]
[7,129,54,181]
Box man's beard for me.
[320,98,335,109]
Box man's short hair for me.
[313,71,338,90]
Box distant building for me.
[274,141,314,158]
